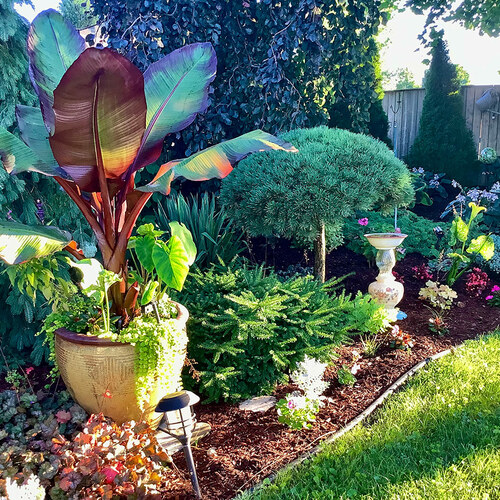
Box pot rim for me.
[55,301,189,346]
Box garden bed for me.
[2,247,498,499]
[156,247,500,499]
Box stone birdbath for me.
[364,232,408,319]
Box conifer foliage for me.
[221,127,414,281]
[178,265,389,403]
[407,33,479,185]
[0,0,35,128]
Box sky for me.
[380,9,500,88]
[16,0,500,88]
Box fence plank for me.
[382,85,500,160]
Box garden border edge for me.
[236,346,455,498]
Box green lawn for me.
[244,332,500,500]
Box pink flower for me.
[492,285,500,292]
[287,399,296,410]
[358,218,369,226]
[395,227,402,233]
[25,367,34,375]
[486,295,494,300]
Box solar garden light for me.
[156,390,202,499]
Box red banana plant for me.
[0,10,295,318]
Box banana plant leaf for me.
[27,9,86,133]
[0,127,63,177]
[49,48,147,192]
[16,105,57,166]
[132,43,217,171]
[0,221,72,265]
[136,163,176,195]
[146,130,297,185]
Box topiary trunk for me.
[314,222,326,282]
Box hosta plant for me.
[0,9,294,324]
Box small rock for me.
[239,396,276,412]
[207,447,217,458]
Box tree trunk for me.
[313,223,326,282]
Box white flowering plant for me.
[276,356,328,430]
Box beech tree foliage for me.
[91,0,389,159]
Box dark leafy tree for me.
[90,0,387,161]
[407,33,480,185]
[59,0,98,30]
[329,40,392,147]
[407,0,500,38]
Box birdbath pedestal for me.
[364,232,408,319]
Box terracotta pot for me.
[54,302,189,427]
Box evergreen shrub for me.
[220,126,414,280]
[406,34,480,186]
[177,265,390,403]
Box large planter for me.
[54,302,189,427]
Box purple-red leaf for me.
[49,48,147,192]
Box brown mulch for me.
[160,246,500,499]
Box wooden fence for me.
[382,85,500,159]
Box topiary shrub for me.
[220,126,414,280]
[177,264,391,403]
[406,33,480,186]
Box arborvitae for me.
[407,33,479,186]
[0,0,35,128]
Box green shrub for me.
[177,264,390,403]
[344,210,451,261]
[220,126,414,281]
[406,34,480,186]
[154,193,246,270]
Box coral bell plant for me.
[0,10,294,323]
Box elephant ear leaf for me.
[169,221,196,266]
[0,127,63,177]
[133,43,217,171]
[27,9,86,133]
[152,236,190,291]
[0,221,72,265]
